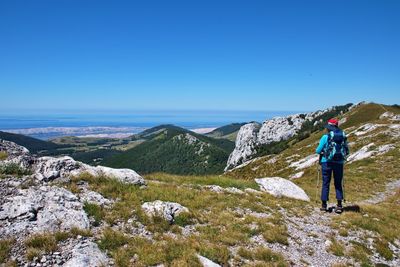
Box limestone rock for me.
[380,111,400,121]
[0,139,145,185]
[225,122,261,170]
[0,186,90,236]
[255,177,310,201]
[197,254,221,267]
[347,143,395,163]
[141,200,189,223]
[0,139,35,169]
[63,241,109,267]
[225,107,338,170]
[289,154,319,170]
[79,189,113,207]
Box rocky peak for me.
[225,122,260,170]
[225,105,350,170]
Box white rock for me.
[347,143,395,163]
[79,189,113,207]
[244,188,263,194]
[87,165,145,185]
[225,122,261,171]
[197,254,221,267]
[225,107,338,170]
[289,154,319,170]
[1,139,145,185]
[347,143,375,162]
[290,171,304,179]
[141,200,189,223]
[63,241,108,267]
[225,187,244,194]
[349,123,380,136]
[257,114,305,144]
[255,177,310,201]
[325,239,333,247]
[380,111,400,121]
[0,186,89,235]
[203,185,224,193]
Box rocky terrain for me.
[1,102,399,267]
[225,104,353,171]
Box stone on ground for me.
[141,200,189,223]
[255,177,310,201]
[196,254,221,267]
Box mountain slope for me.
[0,131,63,153]
[226,102,400,199]
[102,125,235,175]
[225,103,353,170]
[205,123,246,141]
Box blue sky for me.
[0,0,399,111]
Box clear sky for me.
[0,0,399,111]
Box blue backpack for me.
[324,129,349,162]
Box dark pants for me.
[321,162,344,201]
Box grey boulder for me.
[141,200,189,223]
[255,177,310,202]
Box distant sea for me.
[0,110,301,140]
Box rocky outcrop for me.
[289,154,319,170]
[225,110,328,170]
[141,200,189,223]
[380,111,400,121]
[255,177,310,201]
[225,122,261,170]
[0,185,90,236]
[0,139,36,169]
[347,143,395,163]
[0,139,145,185]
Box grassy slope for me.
[102,125,235,175]
[227,103,400,202]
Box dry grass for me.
[67,172,305,265]
[327,237,345,256]
[24,233,57,253]
[0,239,14,263]
[0,151,8,160]
[237,246,288,266]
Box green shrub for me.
[0,163,31,176]
[83,202,105,226]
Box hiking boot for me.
[320,206,328,212]
[335,206,343,214]
[320,201,328,212]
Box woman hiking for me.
[316,118,349,214]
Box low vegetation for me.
[83,202,106,226]
[0,239,15,264]
[67,172,305,265]
[0,163,31,177]
[237,247,288,266]
[0,151,7,160]
[327,237,345,256]
[24,228,91,261]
